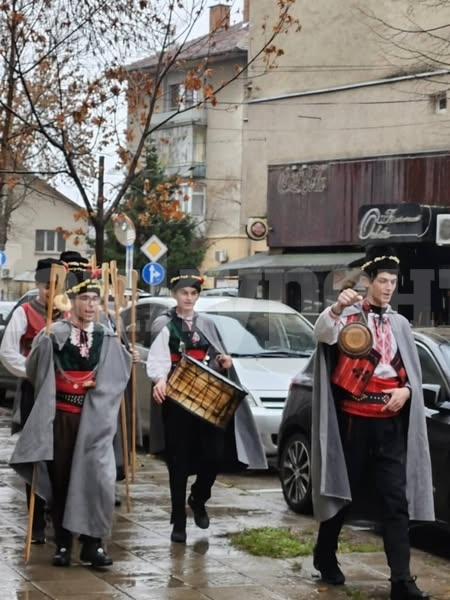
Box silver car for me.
[121,296,315,456]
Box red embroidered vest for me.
[20,303,46,357]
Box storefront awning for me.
[206,251,365,277]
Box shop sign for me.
[358,204,430,243]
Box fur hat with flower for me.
[361,245,400,280]
[61,252,102,298]
[169,268,204,292]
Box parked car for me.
[278,327,450,526]
[121,296,316,456]
[0,301,15,325]
[202,287,239,297]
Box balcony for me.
[151,105,207,128]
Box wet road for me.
[0,406,449,599]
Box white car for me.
[121,296,315,457]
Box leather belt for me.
[354,392,389,404]
[56,392,85,407]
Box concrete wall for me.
[244,0,450,224]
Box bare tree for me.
[0,0,300,261]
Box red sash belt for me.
[340,376,401,418]
[56,401,82,414]
[55,371,96,393]
[171,349,206,364]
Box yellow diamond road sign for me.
[141,235,168,262]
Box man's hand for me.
[153,378,167,404]
[381,387,411,412]
[216,354,232,370]
[331,289,364,315]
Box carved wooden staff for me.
[25,262,65,562]
[130,269,138,482]
[110,260,131,512]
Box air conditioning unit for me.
[1,267,12,279]
[436,214,450,245]
[215,249,228,263]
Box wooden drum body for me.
[166,354,246,429]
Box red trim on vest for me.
[55,402,82,414]
[364,376,400,393]
[20,303,46,357]
[170,349,206,364]
[55,371,96,394]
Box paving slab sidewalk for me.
[0,407,448,600]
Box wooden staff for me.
[110,261,131,512]
[25,262,61,562]
[130,270,138,482]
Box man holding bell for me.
[10,262,131,568]
[146,268,266,544]
[310,246,433,600]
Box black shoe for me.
[80,542,113,567]
[391,577,429,600]
[114,494,122,507]
[52,546,71,567]
[313,545,345,585]
[188,494,209,529]
[31,529,46,545]
[170,526,187,544]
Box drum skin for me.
[337,322,373,358]
[166,354,246,429]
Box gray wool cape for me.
[311,302,435,524]
[148,310,267,470]
[9,320,132,538]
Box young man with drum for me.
[311,246,433,600]
[146,269,266,543]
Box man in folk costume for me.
[0,257,63,544]
[146,269,267,543]
[10,265,131,567]
[311,247,433,600]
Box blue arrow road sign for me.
[141,262,165,286]
[0,251,6,267]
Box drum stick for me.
[130,270,138,483]
[26,262,60,562]
[110,261,131,512]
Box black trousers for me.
[163,400,224,525]
[316,412,411,580]
[46,410,81,547]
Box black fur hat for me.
[169,268,204,292]
[35,258,63,284]
[361,245,400,280]
[65,267,102,298]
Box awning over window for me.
[206,252,365,276]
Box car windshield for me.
[205,311,315,357]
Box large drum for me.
[166,354,246,429]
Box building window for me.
[35,229,66,253]
[433,92,447,114]
[168,83,198,111]
[180,183,205,217]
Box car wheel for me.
[279,431,312,514]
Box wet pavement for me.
[0,405,449,600]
